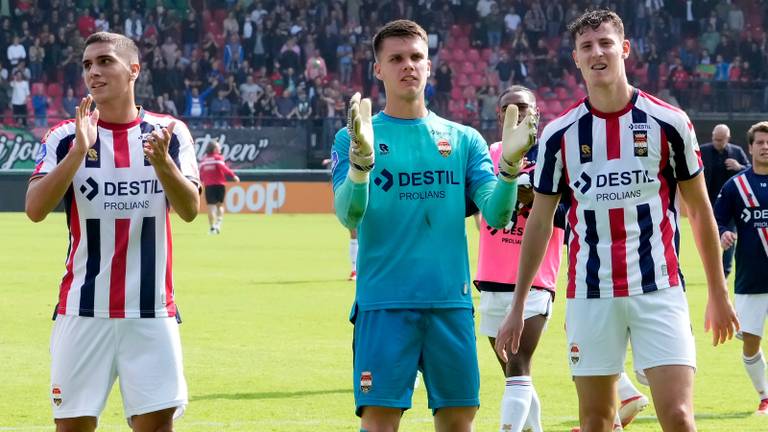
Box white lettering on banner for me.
[194,134,269,163]
[225,182,286,214]
[0,135,41,169]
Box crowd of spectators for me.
[0,0,767,137]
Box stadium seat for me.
[462,62,475,74]
[457,74,470,88]
[450,24,463,39]
[439,49,452,63]
[32,83,45,95]
[481,48,493,62]
[457,37,470,50]
[450,87,463,100]
[451,50,466,63]
[555,86,569,101]
[47,83,63,98]
[470,75,486,88]
[467,49,480,63]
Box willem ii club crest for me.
[360,371,373,393]
[436,139,452,157]
[51,385,63,407]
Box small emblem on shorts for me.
[569,344,581,365]
[436,139,451,157]
[51,385,63,406]
[360,371,373,393]
[502,424,513,431]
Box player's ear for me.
[130,62,141,81]
[572,49,580,69]
[621,39,630,59]
[426,58,431,77]
[374,62,382,80]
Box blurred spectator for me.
[7,36,25,67]
[0,74,10,115]
[476,0,496,19]
[336,36,353,84]
[224,34,244,73]
[223,11,239,37]
[484,4,504,48]
[257,84,278,125]
[546,3,564,38]
[28,37,44,82]
[95,12,110,32]
[181,11,199,59]
[157,93,179,117]
[305,48,327,82]
[61,87,77,119]
[124,10,143,41]
[478,85,498,135]
[60,47,79,93]
[434,62,452,115]
[211,90,232,128]
[504,7,522,34]
[524,1,546,44]
[32,86,48,128]
[275,88,296,120]
[291,90,312,120]
[184,82,216,126]
[279,36,301,75]
[496,51,513,92]
[10,71,29,127]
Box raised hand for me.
[143,121,176,168]
[498,104,538,181]
[74,95,99,155]
[347,92,374,174]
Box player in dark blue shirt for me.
[714,121,768,415]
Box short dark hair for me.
[372,20,428,60]
[498,85,536,107]
[84,32,140,63]
[567,9,624,41]
[747,121,768,145]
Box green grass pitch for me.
[1,212,766,431]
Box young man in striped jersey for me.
[495,10,739,432]
[715,121,768,416]
[26,32,199,432]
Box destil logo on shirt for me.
[573,169,656,202]
[80,176,165,210]
[742,207,768,227]
[373,168,461,200]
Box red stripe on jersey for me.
[657,128,680,287]
[609,208,629,296]
[737,175,758,207]
[113,129,130,168]
[109,219,130,318]
[164,210,176,316]
[58,198,81,315]
[606,117,621,160]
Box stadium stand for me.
[0,0,766,141]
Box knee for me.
[659,405,695,431]
[505,355,531,377]
[580,407,615,431]
[56,418,97,432]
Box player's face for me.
[82,42,139,105]
[374,36,430,102]
[497,90,537,129]
[749,131,768,167]
[572,22,629,89]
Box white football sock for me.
[501,375,532,432]
[743,350,768,399]
[523,384,542,432]
[349,239,358,271]
[617,372,642,401]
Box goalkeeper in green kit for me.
[331,19,538,431]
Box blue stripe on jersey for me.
[654,117,694,181]
[169,134,181,168]
[631,107,647,124]
[538,126,570,194]
[140,216,156,318]
[55,135,75,163]
[636,203,657,293]
[79,218,100,316]
[140,122,156,166]
[85,138,101,168]
[583,209,601,298]
[578,113,593,164]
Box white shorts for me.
[50,315,188,421]
[735,293,768,337]
[478,289,553,337]
[565,288,696,376]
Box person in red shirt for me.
[200,140,239,234]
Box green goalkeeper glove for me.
[498,104,538,182]
[347,92,374,183]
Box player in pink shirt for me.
[199,140,239,234]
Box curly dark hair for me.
[567,9,624,41]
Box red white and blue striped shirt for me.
[534,89,702,299]
[31,109,200,318]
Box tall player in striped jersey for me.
[714,121,768,416]
[332,19,536,431]
[495,10,739,432]
[25,32,199,432]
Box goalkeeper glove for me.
[498,104,538,182]
[347,92,374,183]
